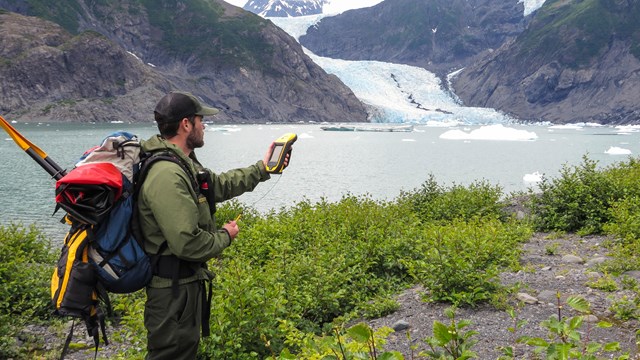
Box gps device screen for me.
[269,144,284,164]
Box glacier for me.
[271,16,515,125]
[227,0,549,124]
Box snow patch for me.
[519,0,547,16]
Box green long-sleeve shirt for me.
[137,135,270,287]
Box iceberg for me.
[605,146,632,155]
[523,171,543,183]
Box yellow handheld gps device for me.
[265,133,297,174]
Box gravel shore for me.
[368,233,640,359]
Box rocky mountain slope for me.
[0,0,367,123]
[451,0,640,124]
[299,0,528,76]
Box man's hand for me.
[223,220,239,240]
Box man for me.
[136,91,283,359]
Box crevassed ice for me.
[270,16,514,125]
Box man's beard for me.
[186,128,204,150]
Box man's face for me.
[186,115,205,150]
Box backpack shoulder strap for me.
[132,151,199,251]
[135,151,199,196]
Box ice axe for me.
[0,115,66,180]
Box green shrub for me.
[200,195,420,358]
[110,291,147,359]
[0,224,56,319]
[405,218,532,307]
[609,295,640,321]
[0,314,18,359]
[529,156,620,235]
[604,196,640,244]
[0,223,56,359]
[599,161,640,273]
[401,175,505,223]
[1,173,543,358]
[359,296,400,320]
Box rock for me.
[583,315,599,323]
[586,271,601,279]
[392,320,410,332]
[517,293,539,304]
[586,257,607,267]
[622,270,640,281]
[537,290,558,303]
[562,254,584,264]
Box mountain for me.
[451,0,640,124]
[0,0,367,123]
[299,0,528,76]
[243,0,324,17]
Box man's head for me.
[154,91,219,139]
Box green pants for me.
[145,282,202,360]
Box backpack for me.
[50,131,201,359]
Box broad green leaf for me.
[566,296,590,313]
[352,352,370,360]
[568,329,582,342]
[432,321,453,344]
[500,346,514,357]
[321,356,339,360]
[597,321,613,328]
[550,343,573,360]
[586,342,602,354]
[603,342,621,352]
[459,349,477,359]
[347,323,372,343]
[378,351,404,360]
[524,337,549,347]
[277,348,297,359]
[568,316,583,330]
[458,319,473,328]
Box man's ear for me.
[181,117,190,130]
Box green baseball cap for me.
[154,91,219,123]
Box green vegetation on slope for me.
[7,0,274,70]
[140,0,273,69]
[517,0,640,68]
